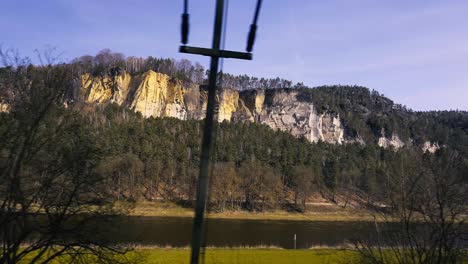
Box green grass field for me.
[15,247,468,263]
[127,248,358,264]
[14,248,358,263]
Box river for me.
[98,216,384,249]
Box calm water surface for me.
[102,216,379,249]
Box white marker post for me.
[294,234,297,249]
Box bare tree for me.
[96,153,144,202]
[191,62,205,84]
[352,150,467,264]
[93,49,125,68]
[0,50,130,264]
[210,162,241,212]
[239,161,283,211]
[291,166,314,212]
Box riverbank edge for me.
[124,201,383,222]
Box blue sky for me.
[2,0,468,111]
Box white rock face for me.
[378,134,405,149]
[318,113,345,144]
[422,141,440,153]
[377,128,405,149]
[378,136,403,149]
[255,91,345,144]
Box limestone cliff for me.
[218,89,240,122]
[82,73,116,103]
[82,71,188,119]
[80,72,349,144]
[79,71,371,145]
[79,70,437,149]
[244,90,345,144]
[128,71,187,119]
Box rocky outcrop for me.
[218,89,240,122]
[318,113,345,144]
[81,73,116,103]
[377,135,405,149]
[377,129,405,149]
[82,71,189,119]
[128,71,187,119]
[422,141,440,153]
[247,90,345,144]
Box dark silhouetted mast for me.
[179,1,263,263]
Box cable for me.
[252,0,262,25]
[246,0,263,52]
[218,0,229,80]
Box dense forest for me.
[57,102,467,212]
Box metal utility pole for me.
[179,0,262,263]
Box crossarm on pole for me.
[180,45,252,60]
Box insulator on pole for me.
[246,24,257,52]
[181,0,189,44]
[181,13,189,44]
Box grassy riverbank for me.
[18,247,468,264]
[127,201,378,221]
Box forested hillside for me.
[2,95,465,213]
[1,50,467,213]
[75,102,468,211]
[67,49,468,152]
[294,86,468,153]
